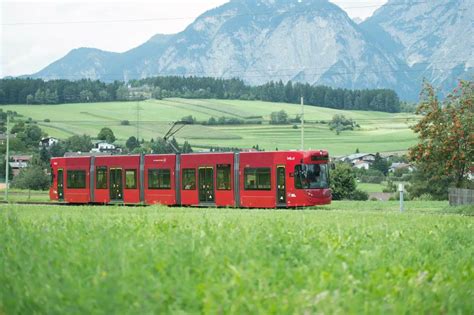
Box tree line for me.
[1,76,400,112]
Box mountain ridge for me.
[30,0,473,100]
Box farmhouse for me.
[389,163,414,173]
[90,141,121,154]
[9,155,32,176]
[39,137,59,148]
[339,153,376,165]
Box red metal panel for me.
[63,157,91,204]
[49,157,65,201]
[239,152,276,208]
[180,153,235,207]
[94,155,141,204]
[144,154,176,205]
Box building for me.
[389,163,414,173]
[353,160,371,170]
[90,141,122,154]
[339,153,376,166]
[39,137,59,147]
[9,155,33,176]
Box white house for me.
[91,142,116,153]
[339,153,376,165]
[353,160,371,170]
[39,137,59,147]
[389,163,414,173]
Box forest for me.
[0,76,401,112]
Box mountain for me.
[31,0,472,100]
[361,0,473,95]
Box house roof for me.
[344,153,375,161]
[11,155,33,161]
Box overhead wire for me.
[1,0,457,26]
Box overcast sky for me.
[1,0,388,77]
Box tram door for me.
[276,166,286,206]
[57,169,64,200]
[109,168,123,201]
[198,167,214,203]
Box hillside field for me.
[1,202,473,314]
[0,99,419,155]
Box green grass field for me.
[0,99,419,155]
[1,202,473,314]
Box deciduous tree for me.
[408,81,473,198]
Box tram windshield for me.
[294,164,329,189]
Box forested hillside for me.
[0,77,400,112]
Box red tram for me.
[50,150,332,208]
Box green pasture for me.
[0,99,418,155]
[0,201,472,314]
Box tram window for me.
[217,164,231,190]
[244,168,271,190]
[67,170,86,189]
[148,169,171,189]
[125,169,137,189]
[182,169,196,190]
[96,166,107,189]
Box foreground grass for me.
[0,202,473,314]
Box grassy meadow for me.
[0,98,418,155]
[1,202,473,314]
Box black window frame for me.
[216,164,232,190]
[67,170,87,189]
[148,169,171,190]
[182,168,196,190]
[125,169,138,189]
[96,166,108,189]
[244,167,271,191]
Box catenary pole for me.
[301,96,304,150]
[4,114,10,201]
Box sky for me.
[0,0,388,77]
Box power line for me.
[1,0,448,26]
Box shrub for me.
[350,189,369,201]
[44,119,51,123]
[121,120,130,126]
[412,193,434,201]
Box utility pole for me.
[136,101,140,142]
[301,96,304,150]
[399,183,405,212]
[4,113,10,201]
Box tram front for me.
[292,151,332,206]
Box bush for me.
[44,119,50,123]
[359,175,384,184]
[121,120,130,126]
[11,165,50,193]
[350,189,369,201]
[292,125,298,129]
[330,163,356,200]
[412,193,434,201]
